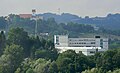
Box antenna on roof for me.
[58,8,61,15]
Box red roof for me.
[19,14,32,18]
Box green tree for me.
[107,69,120,73]
[82,68,103,73]
[29,36,41,59]
[14,68,21,73]
[95,49,120,72]
[0,31,6,55]
[74,52,95,73]
[0,17,7,29]
[15,58,51,73]
[35,49,58,61]
[56,50,77,73]
[48,61,58,73]
[26,68,34,73]
[8,27,31,57]
[0,44,23,73]
[56,50,95,73]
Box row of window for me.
[90,51,95,54]
[69,39,95,41]
[69,42,96,44]
[69,46,96,47]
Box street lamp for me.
[5,16,10,36]
[35,16,38,37]
[32,9,38,37]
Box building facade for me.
[54,35,108,56]
[19,14,32,19]
[19,14,43,20]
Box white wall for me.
[103,38,108,50]
[54,35,68,47]
[59,35,68,47]
[95,39,100,47]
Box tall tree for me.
[15,58,51,73]
[56,50,77,73]
[8,27,31,57]
[0,44,23,73]
[0,17,7,29]
[0,31,6,55]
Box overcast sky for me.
[0,0,120,17]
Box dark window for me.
[95,36,100,38]
[100,46,103,48]
[90,51,95,53]
[86,46,91,47]
[91,42,95,44]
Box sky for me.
[0,0,120,17]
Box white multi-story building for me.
[54,35,108,56]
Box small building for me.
[54,35,108,56]
[19,14,32,19]
[19,14,43,20]
[39,33,49,36]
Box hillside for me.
[39,13,120,30]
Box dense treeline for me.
[38,13,120,30]
[0,14,98,36]
[1,14,120,37]
[0,27,58,73]
[0,27,120,73]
